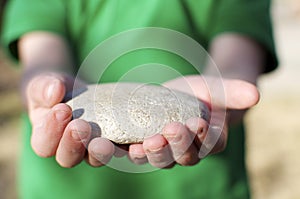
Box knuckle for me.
[56,158,76,168]
[30,129,54,158]
[31,143,53,158]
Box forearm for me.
[18,31,75,104]
[19,31,74,72]
[205,33,266,124]
[205,33,266,84]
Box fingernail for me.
[185,118,200,132]
[147,146,163,153]
[186,118,207,135]
[193,126,206,141]
[71,131,88,141]
[46,80,60,100]
[188,124,199,133]
[55,110,70,121]
[164,134,182,143]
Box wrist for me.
[205,33,266,84]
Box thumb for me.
[26,74,66,109]
[223,79,260,110]
[163,75,259,110]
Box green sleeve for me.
[1,0,67,59]
[186,0,278,73]
[209,0,278,73]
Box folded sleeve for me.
[208,0,278,73]
[1,0,67,60]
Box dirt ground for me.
[0,0,299,199]
[0,49,21,199]
[246,1,300,198]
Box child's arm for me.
[127,33,263,166]
[20,31,262,168]
[19,32,115,168]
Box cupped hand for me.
[26,73,115,168]
[126,75,260,168]
[26,74,259,169]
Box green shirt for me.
[2,1,277,199]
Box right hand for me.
[26,73,115,168]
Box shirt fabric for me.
[1,0,277,199]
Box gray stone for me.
[66,83,210,144]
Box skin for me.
[19,31,263,168]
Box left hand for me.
[126,75,260,168]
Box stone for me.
[66,83,210,144]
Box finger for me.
[87,137,115,167]
[31,103,72,157]
[206,109,228,156]
[27,75,66,109]
[185,117,209,148]
[128,144,148,165]
[143,134,174,168]
[162,122,199,166]
[207,124,228,155]
[223,79,260,109]
[163,76,210,110]
[163,76,259,110]
[56,119,91,168]
[186,117,227,158]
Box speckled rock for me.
[67,83,210,144]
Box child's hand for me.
[26,73,259,169]
[26,73,115,168]
[126,75,260,168]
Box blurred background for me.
[0,0,299,198]
[246,0,300,198]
